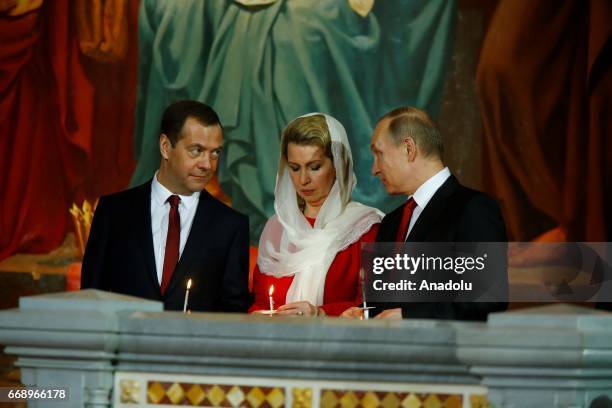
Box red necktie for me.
[161,195,181,294]
[396,197,417,242]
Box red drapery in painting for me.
[477,0,611,241]
[0,0,139,261]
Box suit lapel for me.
[136,181,160,291]
[407,175,459,242]
[379,205,404,242]
[164,190,215,296]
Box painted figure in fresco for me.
[249,114,382,316]
[477,0,611,243]
[131,0,455,242]
[0,0,138,261]
[476,0,611,311]
[81,101,250,312]
[343,107,507,320]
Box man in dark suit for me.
[81,101,250,312]
[346,106,507,320]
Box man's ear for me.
[404,136,417,161]
[160,134,172,160]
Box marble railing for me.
[0,290,611,408]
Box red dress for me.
[249,217,379,316]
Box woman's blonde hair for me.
[281,114,332,160]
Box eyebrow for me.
[287,159,323,166]
[187,144,223,150]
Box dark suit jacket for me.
[374,175,508,321]
[81,181,250,312]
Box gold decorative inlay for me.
[401,393,421,408]
[470,394,491,408]
[340,390,360,408]
[320,390,466,408]
[362,391,380,407]
[139,379,474,408]
[166,383,185,405]
[292,387,312,408]
[185,384,206,405]
[207,384,225,406]
[445,395,463,408]
[147,382,166,404]
[381,392,401,408]
[119,379,140,404]
[226,385,245,406]
[247,387,266,407]
[145,381,286,407]
[425,394,443,408]
[267,387,286,408]
[321,389,338,407]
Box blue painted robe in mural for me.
[131,0,455,241]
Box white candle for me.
[360,267,369,320]
[268,285,275,312]
[183,278,192,313]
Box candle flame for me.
[268,285,274,296]
[187,279,192,289]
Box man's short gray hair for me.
[377,106,443,159]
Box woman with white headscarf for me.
[249,113,383,316]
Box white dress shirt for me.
[403,167,451,240]
[151,173,200,284]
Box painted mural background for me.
[1,0,610,263]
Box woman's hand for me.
[340,306,364,319]
[276,301,319,316]
[375,308,402,320]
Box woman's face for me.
[286,143,336,210]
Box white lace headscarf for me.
[257,113,383,305]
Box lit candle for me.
[183,278,192,313]
[268,285,275,312]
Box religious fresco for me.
[477,0,611,243]
[130,0,455,242]
[0,0,610,265]
[1,0,139,261]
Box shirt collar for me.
[151,172,200,209]
[410,167,451,208]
